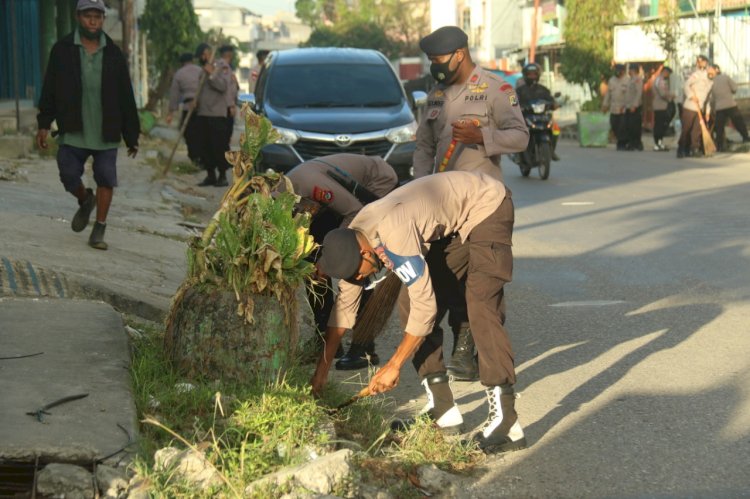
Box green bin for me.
[577,111,609,147]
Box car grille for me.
[293,139,392,160]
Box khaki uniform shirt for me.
[413,66,529,181]
[329,171,507,337]
[683,69,712,112]
[603,75,629,114]
[225,67,240,109]
[710,73,738,111]
[286,154,398,228]
[168,64,201,113]
[626,75,643,109]
[651,76,674,111]
[196,58,231,117]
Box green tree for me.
[140,0,203,111]
[303,20,401,59]
[560,0,624,97]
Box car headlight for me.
[386,121,418,144]
[274,127,299,145]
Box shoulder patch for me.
[509,94,518,106]
[469,74,479,84]
[500,83,513,93]
[375,245,425,286]
[312,186,334,204]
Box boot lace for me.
[482,387,501,432]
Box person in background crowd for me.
[194,43,232,187]
[602,64,629,151]
[625,64,644,151]
[167,52,202,167]
[219,45,240,150]
[650,65,675,151]
[249,49,269,93]
[677,55,712,158]
[36,0,139,251]
[708,64,750,151]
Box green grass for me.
[126,319,483,496]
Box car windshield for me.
[266,63,404,108]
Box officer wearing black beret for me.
[411,26,528,394]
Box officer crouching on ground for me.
[286,154,398,369]
[413,26,528,384]
[311,171,527,454]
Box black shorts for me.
[57,145,118,193]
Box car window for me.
[266,63,404,108]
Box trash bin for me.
[577,111,609,147]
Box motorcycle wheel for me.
[537,142,551,180]
[519,151,532,177]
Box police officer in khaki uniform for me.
[219,45,239,149]
[625,64,644,151]
[602,64,629,151]
[678,55,713,158]
[287,154,398,368]
[708,64,749,151]
[194,43,233,187]
[651,65,675,151]
[413,26,528,384]
[311,171,526,454]
[167,53,202,167]
[248,49,269,93]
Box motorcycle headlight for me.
[386,121,418,144]
[531,102,546,114]
[274,127,299,145]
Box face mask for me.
[344,253,387,290]
[430,52,460,84]
[79,26,102,41]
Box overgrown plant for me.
[174,104,316,325]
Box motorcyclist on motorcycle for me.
[517,63,560,161]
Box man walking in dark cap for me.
[36,0,140,250]
[310,171,527,455]
[412,26,528,385]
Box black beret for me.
[317,229,361,280]
[614,63,626,72]
[419,26,468,56]
[179,52,193,63]
[219,45,235,55]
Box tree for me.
[140,0,203,111]
[560,0,624,97]
[303,20,401,59]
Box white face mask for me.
[364,265,389,290]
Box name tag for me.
[375,245,425,286]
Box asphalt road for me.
[338,139,750,498]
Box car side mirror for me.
[412,91,428,108]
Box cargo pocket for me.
[468,241,513,284]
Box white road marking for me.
[549,300,626,307]
[561,201,595,206]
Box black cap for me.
[219,45,235,55]
[195,43,210,58]
[179,52,193,63]
[317,229,361,280]
[419,26,468,56]
[629,63,640,71]
[614,63,626,72]
[662,66,672,73]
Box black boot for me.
[391,373,463,434]
[215,170,229,187]
[446,329,479,381]
[71,188,96,233]
[198,169,217,186]
[88,221,108,250]
[472,384,526,453]
[335,341,379,370]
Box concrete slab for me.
[0,298,136,464]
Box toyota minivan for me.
[241,47,422,181]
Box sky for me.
[222,0,298,17]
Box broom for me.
[692,90,716,156]
[349,273,403,345]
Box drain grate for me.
[0,458,39,498]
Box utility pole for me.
[10,0,20,132]
[529,0,540,63]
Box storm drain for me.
[0,458,40,498]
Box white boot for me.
[393,374,463,434]
[472,385,526,453]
